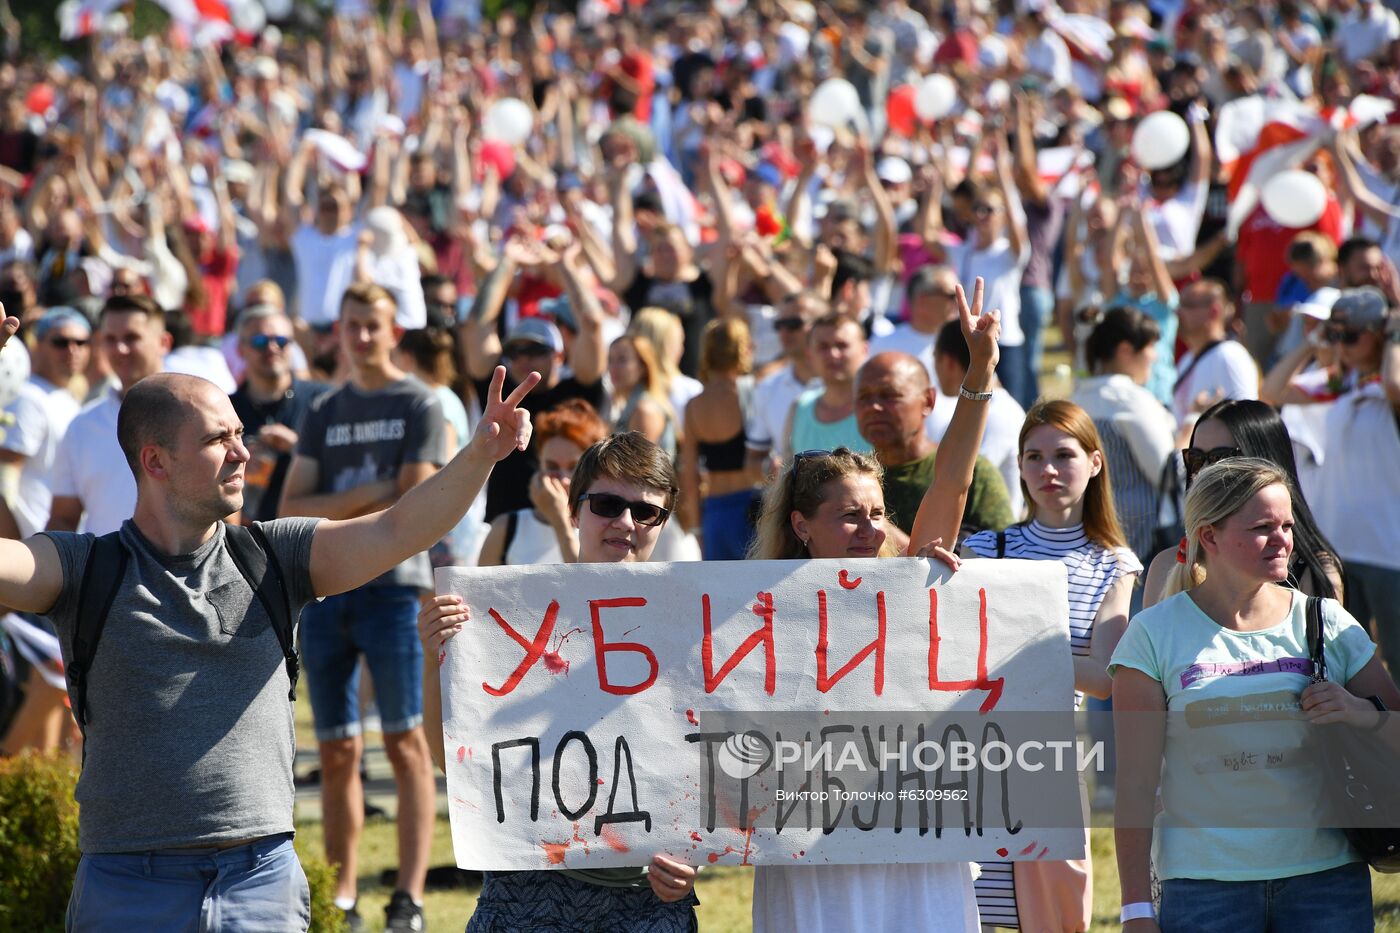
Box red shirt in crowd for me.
[190,246,238,338]
[1235,197,1342,304]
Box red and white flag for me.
[57,0,125,40]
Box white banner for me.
[436,558,1084,870]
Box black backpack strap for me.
[224,523,299,702]
[70,532,129,732]
[995,530,1008,559]
[1305,595,1328,684]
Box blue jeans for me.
[1159,861,1372,933]
[468,870,698,932]
[1343,561,1400,690]
[701,488,760,561]
[300,584,423,741]
[66,834,308,932]
[996,343,1029,412]
[1018,284,1055,410]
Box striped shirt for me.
[964,520,1141,928]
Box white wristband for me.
[1120,902,1155,922]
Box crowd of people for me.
[2,0,1400,929]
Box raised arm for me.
[1261,336,1325,407]
[558,244,607,384]
[608,160,639,295]
[1131,199,1175,301]
[993,133,1029,260]
[460,244,519,380]
[906,278,1000,554]
[1330,129,1400,229]
[855,137,898,275]
[307,367,539,596]
[1011,93,1050,207]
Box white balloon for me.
[262,0,293,19]
[1130,111,1190,170]
[1261,170,1328,229]
[914,74,957,122]
[807,78,863,129]
[230,0,266,34]
[482,99,533,145]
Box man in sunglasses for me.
[871,265,964,439]
[229,305,328,524]
[745,291,826,476]
[0,307,89,536]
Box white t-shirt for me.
[1312,382,1400,571]
[164,346,237,395]
[1,377,81,537]
[49,388,134,536]
[291,223,361,326]
[946,235,1030,347]
[1335,4,1400,65]
[1072,374,1176,486]
[1145,181,1209,262]
[746,364,818,461]
[1172,340,1260,426]
[984,387,1026,520]
[371,244,427,329]
[753,862,979,933]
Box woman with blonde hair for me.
[746,279,1001,932]
[606,333,676,459]
[629,306,702,420]
[963,398,1140,931]
[1112,458,1400,933]
[680,317,762,559]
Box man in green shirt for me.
[855,352,1014,541]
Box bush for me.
[0,750,81,929]
[0,750,346,931]
[297,841,350,933]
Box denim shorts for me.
[66,833,308,932]
[1159,861,1372,933]
[300,584,423,741]
[466,870,698,932]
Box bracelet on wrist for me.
[959,383,993,402]
[1120,902,1155,923]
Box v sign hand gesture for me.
[469,365,542,464]
[955,277,1002,385]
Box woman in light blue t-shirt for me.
[1111,458,1400,933]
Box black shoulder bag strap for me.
[71,532,129,732]
[1306,595,1328,685]
[224,523,299,701]
[996,530,1007,559]
[1173,339,1225,394]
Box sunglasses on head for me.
[1182,445,1242,478]
[578,492,670,527]
[248,334,291,351]
[47,336,89,350]
[1324,326,1367,345]
[774,317,807,332]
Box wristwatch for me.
[959,384,994,402]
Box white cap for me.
[1294,287,1340,320]
[251,56,279,81]
[876,156,913,185]
[222,159,255,186]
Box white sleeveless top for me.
[501,509,572,566]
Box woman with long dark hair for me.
[1141,399,1342,608]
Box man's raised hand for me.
[469,365,541,463]
[0,304,18,354]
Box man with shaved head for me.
[0,305,540,930]
[855,350,1014,541]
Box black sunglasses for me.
[1182,445,1242,478]
[774,317,807,332]
[579,492,670,527]
[1324,326,1367,346]
[248,334,291,351]
[972,203,998,216]
[47,336,89,350]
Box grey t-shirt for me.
[40,518,321,854]
[295,375,446,589]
